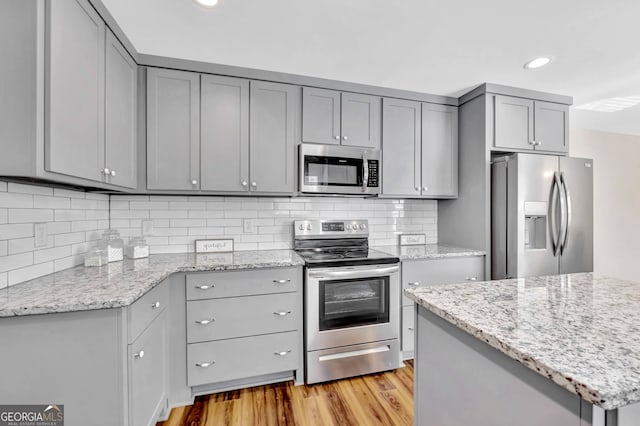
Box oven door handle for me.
[308,265,399,280]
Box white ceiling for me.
[102,0,640,135]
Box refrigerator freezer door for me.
[513,153,561,278]
[559,157,593,274]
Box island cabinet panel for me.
[381,98,422,197]
[200,75,249,192]
[249,81,299,194]
[401,256,484,357]
[105,29,138,189]
[415,307,583,426]
[185,267,304,391]
[146,68,200,190]
[46,0,105,182]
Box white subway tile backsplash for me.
[8,262,54,286]
[0,209,7,224]
[0,272,6,289]
[0,252,33,273]
[0,223,34,240]
[0,241,7,256]
[8,237,35,255]
[54,232,85,247]
[55,209,85,221]
[0,192,34,208]
[33,195,71,209]
[0,182,6,192]
[8,208,54,224]
[34,246,72,264]
[8,182,53,196]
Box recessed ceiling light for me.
[575,96,640,113]
[523,57,552,69]
[194,0,219,7]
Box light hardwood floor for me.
[158,360,413,426]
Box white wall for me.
[570,128,640,281]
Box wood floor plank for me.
[158,361,414,426]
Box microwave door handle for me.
[362,154,369,192]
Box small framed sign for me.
[399,234,426,246]
[195,239,234,253]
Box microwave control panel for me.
[368,160,379,187]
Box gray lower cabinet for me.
[185,267,304,392]
[146,68,200,190]
[382,99,458,198]
[401,256,484,357]
[0,0,138,190]
[493,95,569,154]
[0,280,170,426]
[302,87,381,149]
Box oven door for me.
[299,144,379,195]
[306,264,399,351]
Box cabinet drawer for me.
[186,267,299,301]
[187,331,299,387]
[187,292,299,343]
[402,256,484,306]
[129,282,170,343]
[402,305,415,354]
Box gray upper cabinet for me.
[200,75,249,192]
[534,101,569,153]
[249,81,299,194]
[46,0,105,182]
[493,95,569,154]
[302,88,381,149]
[147,69,200,191]
[302,87,340,145]
[421,103,458,198]
[105,29,137,189]
[382,98,421,197]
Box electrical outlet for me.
[142,220,154,236]
[243,219,256,234]
[34,223,48,248]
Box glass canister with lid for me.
[125,237,150,259]
[101,229,124,262]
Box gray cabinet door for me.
[45,0,105,182]
[249,81,298,194]
[534,101,569,153]
[105,29,137,189]
[341,93,381,149]
[147,68,200,190]
[421,103,458,197]
[302,87,340,145]
[129,312,167,426]
[381,98,421,197]
[200,75,249,192]
[494,95,534,151]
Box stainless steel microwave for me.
[299,144,380,195]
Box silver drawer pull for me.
[195,318,215,325]
[195,284,214,290]
[134,350,145,359]
[466,276,478,281]
[273,279,291,284]
[274,350,291,357]
[408,281,421,286]
[196,361,215,368]
[408,327,414,331]
[273,311,292,316]
[151,301,160,309]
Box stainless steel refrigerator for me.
[491,153,593,279]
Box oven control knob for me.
[359,224,366,230]
[306,224,312,231]
[299,224,304,231]
[345,224,351,230]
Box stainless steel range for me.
[294,219,401,384]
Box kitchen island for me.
[405,273,640,426]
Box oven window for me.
[304,155,363,187]
[319,277,390,331]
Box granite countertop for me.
[0,250,304,318]
[375,243,485,260]
[405,272,640,410]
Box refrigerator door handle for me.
[550,172,561,256]
[559,172,572,255]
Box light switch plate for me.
[399,233,426,246]
[142,220,154,236]
[243,219,256,234]
[34,223,48,248]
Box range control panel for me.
[367,160,379,187]
[294,219,369,238]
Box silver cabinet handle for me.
[110,170,116,177]
[134,350,145,359]
[241,180,248,187]
[195,318,215,325]
[343,136,348,141]
[273,279,291,284]
[334,135,340,140]
[196,361,215,368]
[273,311,292,316]
[408,281,421,286]
[195,284,214,290]
[274,350,291,357]
[408,327,414,331]
[103,167,110,175]
[151,301,160,309]
[466,277,478,281]
[191,179,198,185]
